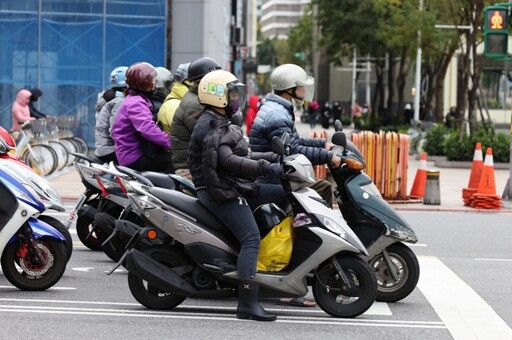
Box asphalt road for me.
[1,205,511,340]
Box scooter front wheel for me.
[313,254,377,318]
[1,236,67,291]
[38,215,73,261]
[370,242,420,302]
[128,245,189,309]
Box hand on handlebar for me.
[330,154,342,168]
[325,141,335,150]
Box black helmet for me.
[186,57,221,82]
[253,203,287,239]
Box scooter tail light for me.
[116,176,128,194]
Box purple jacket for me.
[112,92,171,166]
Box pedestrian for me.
[245,95,261,136]
[158,62,191,136]
[94,66,128,164]
[403,103,414,126]
[321,101,332,129]
[445,106,457,128]
[351,101,363,130]
[249,63,342,308]
[188,69,288,321]
[111,62,173,173]
[170,56,221,181]
[27,88,48,119]
[308,100,319,129]
[11,89,35,134]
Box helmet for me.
[198,70,246,115]
[187,57,221,82]
[110,66,128,89]
[253,203,287,239]
[174,63,190,83]
[0,126,16,154]
[155,67,174,90]
[125,62,157,92]
[270,64,315,102]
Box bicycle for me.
[57,115,89,157]
[31,118,69,171]
[10,121,58,176]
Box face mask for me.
[226,99,240,117]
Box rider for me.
[11,89,35,136]
[151,66,174,119]
[188,69,288,321]
[249,63,341,208]
[111,62,173,173]
[94,66,128,163]
[171,57,221,181]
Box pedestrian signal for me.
[484,6,509,58]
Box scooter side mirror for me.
[334,119,343,132]
[271,136,285,156]
[332,131,347,148]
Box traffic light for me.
[484,6,509,58]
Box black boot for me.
[237,281,276,321]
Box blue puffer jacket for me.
[249,93,333,165]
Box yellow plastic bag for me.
[257,216,294,272]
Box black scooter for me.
[328,121,420,302]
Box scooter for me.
[109,134,378,318]
[0,166,68,290]
[328,121,420,302]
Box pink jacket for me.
[12,89,34,131]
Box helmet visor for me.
[297,76,315,102]
[227,81,246,113]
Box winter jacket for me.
[188,109,276,201]
[12,89,34,131]
[94,96,124,158]
[28,88,47,119]
[111,91,171,166]
[249,93,333,166]
[170,86,204,169]
[157,82,189,136]
[245,95,260,136]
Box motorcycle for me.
[109,134,378,318]
[328,120,420,302]
[70,152,195,261]
[0,127,73,260]
[0,163,68,290]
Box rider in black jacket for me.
[188,70,288,322]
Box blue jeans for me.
[197,183,288,279]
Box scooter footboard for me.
[124,248,197,297]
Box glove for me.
[265,163,282,178]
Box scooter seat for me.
[141,172,176,190]
[148,187,226,232]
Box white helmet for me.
[270,64,315,102]
[198,70,246,116]
[155,67,174,90]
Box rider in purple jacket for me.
[111,62,174,173]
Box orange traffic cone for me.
[409,152,427,199]
[468,147,503,209]
[462,142,483,205]
[467,142,484,188]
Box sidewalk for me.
[46,155,512,213]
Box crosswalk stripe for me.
[418,255,512,340]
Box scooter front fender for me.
[9,217,66,244]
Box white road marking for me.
[418,255,512,340]
[408,243,427,247]
[71,267,95,272]
[0,286,76,290]
[474,258,512,262]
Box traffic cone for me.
[467,142,484,188]
[462,142,483,206]
[409,152,427,199]
[468,147,503,209]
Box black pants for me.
[127,151,174,173]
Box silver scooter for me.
[109,134,378,318]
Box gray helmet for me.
[270,64,315,102]
[155,67,174,90]
[174,63,190,83]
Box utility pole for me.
[413,0,423,122]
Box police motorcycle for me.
[0,130,68,290]
[108,133,378,318]
[70,152,195,261]
[328,120,420,302]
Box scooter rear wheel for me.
[370,242,420,302]
[313,254,377,318]
[128,245,189,309]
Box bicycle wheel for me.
[59,138,78,166]
[48,141,69,171]
[22,144,58,176]
[71,137,89,155]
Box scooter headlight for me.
[314,214,346,236]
